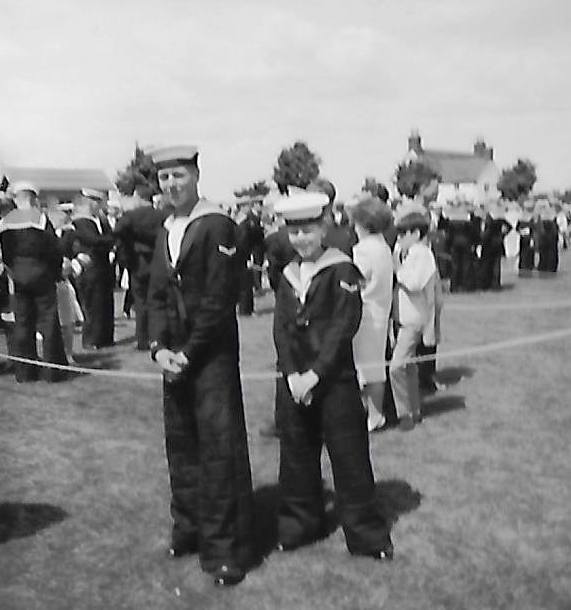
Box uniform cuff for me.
[150,341,165,361]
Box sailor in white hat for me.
[272,190,394,562]
[112,181,164,350]
[0,180,68,381]
[146,145,254,587]
[66,189,116,349]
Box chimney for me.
[408,129,422,154]
[474,139,493,160]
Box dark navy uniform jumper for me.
[113,204,164,349]
[273,248,391,554]
[0,207,67,381]
[147,200,254,573]
[70,215,115,348]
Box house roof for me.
[1,167,114,193]
[414,150,493,184]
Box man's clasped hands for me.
[287,370,319,406]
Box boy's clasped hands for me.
[287,370,319,406]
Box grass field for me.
[1,256,571,610]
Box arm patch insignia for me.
[218,244,237,256]
[339,280,359,293]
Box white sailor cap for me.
[10,180,39,195]
[81,188,106,201]
[149,145,199,169]
[273,192,330,224]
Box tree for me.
[115,144,160,199]
[562,190,571,205]
[395,161,440,199]
[361,177,389,202]
[273,141,320,195]
[497,159,537,202]
[233,180,270,199]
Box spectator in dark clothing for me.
[114,188,165,350]
[537,209,559,273]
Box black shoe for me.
[275,541,295,552]
[398,414,415,431]
[212,564,245,587]
[275,538,311,552]
[168,534,198,559]
[370,544,394,562]
[420,383,438,396]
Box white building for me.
[401,131,501,205]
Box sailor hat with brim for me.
[10,180,39,195]
[81,188,106,201]
[273,192,330,224]
[149,145,199,169]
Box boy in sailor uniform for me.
[273,191,394,561]
[147,146,254,587]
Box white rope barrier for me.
[1,326,570,383]
[445,299,571,312]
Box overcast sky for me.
[1,0,570,199]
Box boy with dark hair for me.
[390,210,438,430]
[273,191,393,561]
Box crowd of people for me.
[425,196,565,294]
[0,148,568,587]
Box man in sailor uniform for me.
[272,191,394,561]
[113,185,165,350]
[478,202,511,290]
[146,145,254,587]
[67,189,115,349]
[0,181,67,382]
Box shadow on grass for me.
[251,484,337,561]
[498,282,516,291]
[72,352,123,371]
[435,365,475,386]
[251,478,421,561]
[375,479,423,526]
[112,335,137,347]
[422,393,466,419]
[0,502,68,544]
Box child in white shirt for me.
[390,211,437,430]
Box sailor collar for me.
[162,199,228,268]
[282,247,354,304]
[163,198,226,232]
[0,208,48,233]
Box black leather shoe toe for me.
[371,544,394,561]
[212,564,245,587]
[167,537,198,559]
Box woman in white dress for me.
[347,197,394,432]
